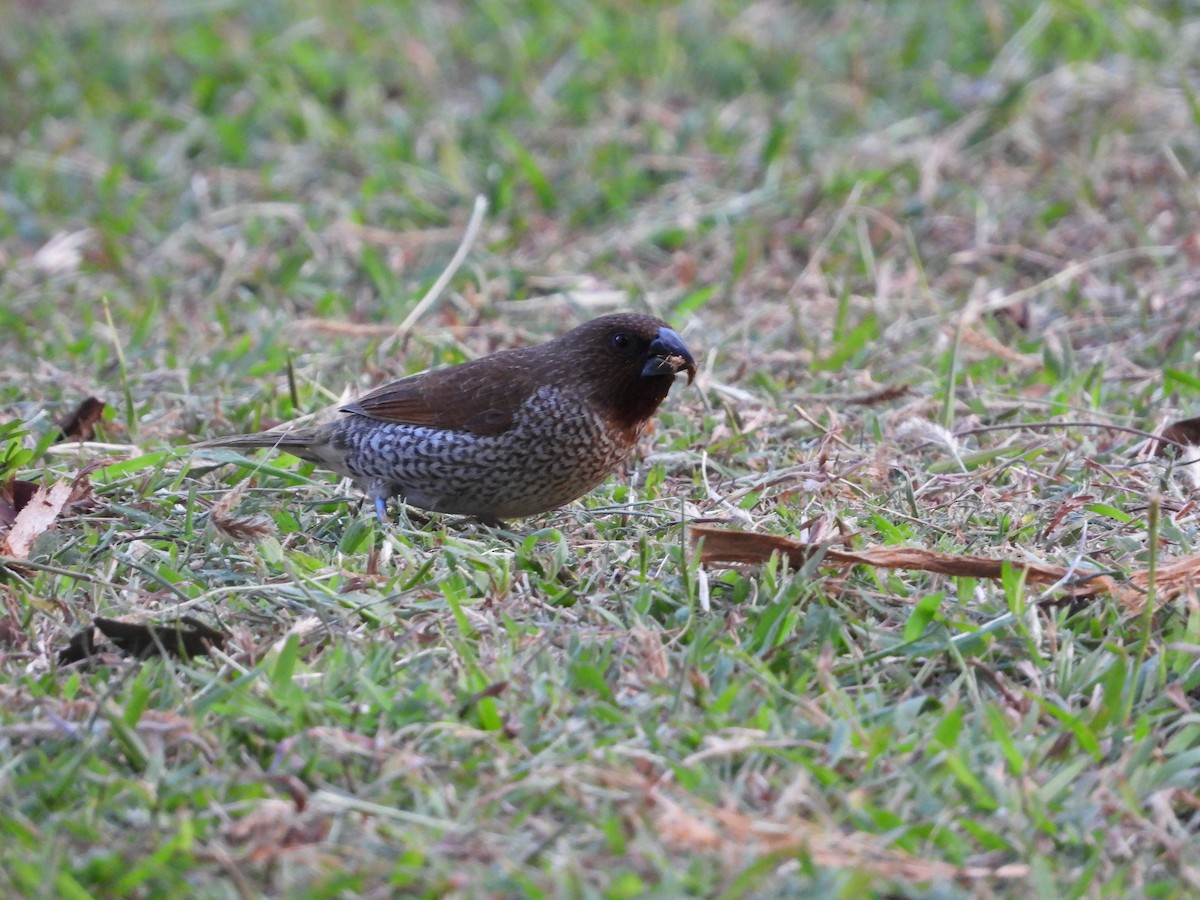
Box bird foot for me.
[373,495,389,523]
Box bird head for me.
[561,313,696,434]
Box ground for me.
[2,1,1200,897]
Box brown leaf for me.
[697,524,1200,613]
[1156,415,1200,456]
[267,774,311,813]
[93,616,227,659]
[58,626,100,664]
[457,680,508,717]
[225,799,331,865]
[1126,554,1200,613]
[57,397,106,442]
[209,484,275,541]
[0,479,40,528]
[996,299,1031,332]
[0,480,73,560]
[1041,494,1094,539]
[650,788,1028,882]
[846,384,911,406]
[632,626,669,680]
[689,525,1137,603]
[0,615,25,649]
[65,471,99,512]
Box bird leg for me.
[359,480,389,523]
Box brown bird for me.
[198,313,696,523]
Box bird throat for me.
[605,376,676,440]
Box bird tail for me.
[193,427,321,459]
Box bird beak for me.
[642,327,697,385]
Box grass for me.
[3,0,1200,896]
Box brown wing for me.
[339,348,544,437]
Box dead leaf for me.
[1127,554,1200,613]
[31,229,91,275]
[64,470,99,513]
[93,616,227,659]
[650,789,1028,882]
[267,774,311,812]
[845,384,911,406]
[1181,234,1200,267]
[996,298,1031,332]
[689,525,1200,610]
[1041,494,1094,539]
[632,626,669,680]
[457,681,508,717]
[225,798,331,865]
[57,397,106,442]
[0,480,73,560]
[0,615,25,648]
[0,479,40,528]
[58,626,100,664]
[209,484,275,541]
[652,794,721,851]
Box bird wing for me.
[340,352,540,437]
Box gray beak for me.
[641,327,697,384]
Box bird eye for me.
[611,332,631,351]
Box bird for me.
[197,313,696,523]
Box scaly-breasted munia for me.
[198,313,696,522]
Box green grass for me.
[3,0,1200,896]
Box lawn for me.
[2,1,1200,897]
